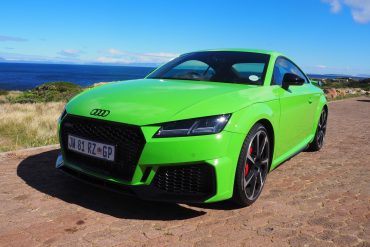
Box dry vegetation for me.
[0,102,65,152]
[0,82,82,152]
[0,91,22,103]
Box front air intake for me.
[152,164,216,200]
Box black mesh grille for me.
[60,114,145,181]
[152,164,215,199]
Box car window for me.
[231,63,265,83]
[161,60,215,80]
[272,57,308,86]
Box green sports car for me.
[56,49,328,206]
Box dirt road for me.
[0,97,369,247]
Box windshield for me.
[148,51,270,85]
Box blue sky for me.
[0,0,369,75]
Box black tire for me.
[232,123,271,207]
[307,108,328,152]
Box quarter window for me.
[231,63,265,83]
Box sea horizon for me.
[0,61,368,91]
[0,62,156,90]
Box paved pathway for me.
[0,97,369,247]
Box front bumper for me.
[57,115,245,203]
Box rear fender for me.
[309,95,327,140]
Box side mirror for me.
[311,80,323,87]
[282,73,305,89]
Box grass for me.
[0,82,82,152]
[0,102,65,152]
[0,91,21,103]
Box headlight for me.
[154,114,231,138]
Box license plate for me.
[67,135,115,161]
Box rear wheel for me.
[232,123,270,207]
[307,109,327,151]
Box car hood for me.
[66,79,263,125]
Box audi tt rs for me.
[56,49,328,206]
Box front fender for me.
[225,99,280,136]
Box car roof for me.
[188,48,284,58]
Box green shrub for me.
[0,90,9,96]
[9,82,83,103]
[321,78,370,91]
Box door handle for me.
[308,97,313,104]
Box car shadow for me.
[16,149,206,220]
[357,99,370,103]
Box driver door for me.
[273,57,315,158]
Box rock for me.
[347,89,355,94]
[92,82,110,87]
[324,88,337,99]
[336,89,347,97]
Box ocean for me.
[0,62,364,91]
[0,63,156,90]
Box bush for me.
[0,90,9,96]
[322,78,370,91]
[360,78,370,83]
[9,82,82,103]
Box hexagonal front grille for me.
[60,114,145,181]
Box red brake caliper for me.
[245,146,252,176]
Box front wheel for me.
[232,123,270,207]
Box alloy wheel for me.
[317,110,327,148]
[243,129,270,200]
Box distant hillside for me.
[307,74,367,80]
[357,74,370,78]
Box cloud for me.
[322,0,370,23]
[345,0,370,23]
[0,35,27,42]
[58,49,82,57]
[0,51,86,64]
[302,64,370,75]
[97,49,179,64]
[323,0,342,13]
[108,48,123,55]
[0,49,178,65]
[145,52,180,58]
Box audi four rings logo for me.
[90,109,110,117]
